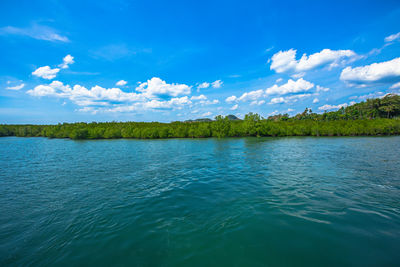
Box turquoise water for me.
[0,136,400,266]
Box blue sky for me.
[1,0,400,123]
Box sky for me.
[1,0,400,124]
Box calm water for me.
[0,136,400,266]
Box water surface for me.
[0,137,400,266]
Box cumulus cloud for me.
[225,95,237,103]
[59,55,74,69]
[144,96,191,109]
[385,32,400,43]
[230,104,238,110]
[313,98,319,103]
[197,82,210,89]
[318,103,348,110]
[27,81,142,104]
[136,77,191,98]
[238,89,265,101]
[202,111,212,117]
[268,93,313,105]
[196,80,222,92]
[250,100,265,106]
[27,78,195,113]
[116,80,127,86]
[340,57,400,85]
[6,83,25,90]
[231,79,316,106]
[270,48,356,73]
[198,99,219,105]
[269,97,285,104]
[32,66,60,79]
[265,78,314,95]
[211,80,223,88]
[0,23,69,42]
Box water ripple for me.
[0,137,400,266]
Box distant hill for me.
[226,114,241,121]
[184,118,213,123]
[184,115,240,123]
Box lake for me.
[0,136,399,266]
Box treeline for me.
[1,94,400,140]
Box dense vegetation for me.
[1,94,400,139]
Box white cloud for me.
[276,78,283,83]
[197,82,210,89]
[28,84,57,97]
[270,48,356,73]
[230,104,238,110]
[269,93,313,105]
[270,49,298,73]
[318,103,348,110]
[287,94,312,101]
[340,57,400,85]
[269,97,285,104]
[250,100,265,106]
[265,78,314,95]
[390,82,400,89]
[238,89,265,101]
[225,95,237,103]
[6,83,25,90]
[59,55,74,69]
[313,98,319,103]
[0,23,69,42]
[135,77,191,98]
[191,94,207,100]
[385,32,400,43]
[197,80,222,92]
[202,111,212,117]
[211,80,223,88]
[116,80,127,86]
[231,79,315,106]
[198,99,219,105]
[32,66,60,79]
[27,78,195,113]
[28,81,140,103]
